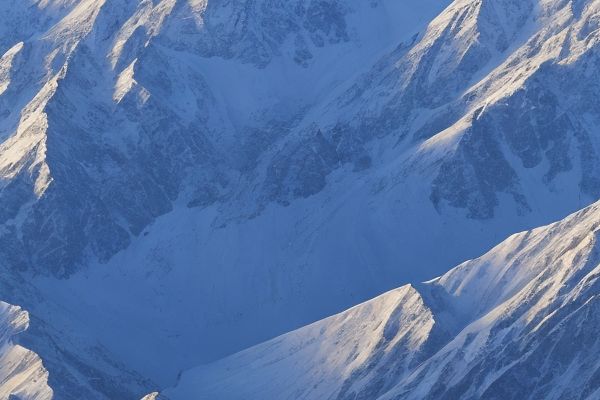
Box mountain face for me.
[1,0,600,398]
[164,198,600,400]
[0,301,52,400]
[0,0,452,277]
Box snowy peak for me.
[0,0,453,276]
[0,302,52,400]
[396,209,600,399]
[164,285,439,400]
[164,199,600,399]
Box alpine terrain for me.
[165,199,600,399]
[0,0,599,398]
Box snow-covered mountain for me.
[1,0,600,398]
[164,198,600,400]
[0,301,52,400]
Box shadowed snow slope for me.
[165,199,600,400]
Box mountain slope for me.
[164,198,600,400]
[0,1,457,396]
[0,301,52,400]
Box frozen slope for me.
[0,301,52,400]
[165,199,600,400]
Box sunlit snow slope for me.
[0,302,52,400]
[165,198,600,400]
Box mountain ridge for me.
[0,301,52,400]
[163,198,600,399]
